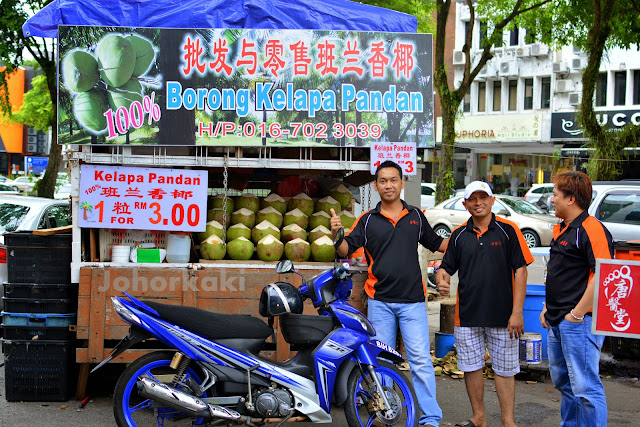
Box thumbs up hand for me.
[330,208,342,237]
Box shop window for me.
[463,92,471,113]
[493,80,502,111]
[510,26,519,46]
[508,80,518,111]
[524,78,533,110]
[540,77,551,109]
[464,21,471,44]
[596,73,607,106]
[634,70,640,105]
[478,82,486,112]
[614,71,626,106]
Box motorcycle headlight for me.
[336,308,376,335]
[112,297,141,326]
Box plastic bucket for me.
[523,284,548,360]
[434,332,455,358]
[166,233,191,263]
[519,333,542,364]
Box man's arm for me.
[566,275,596,322]
[435,268,451,297]
[508,265,527,339]
[438,238,449,253]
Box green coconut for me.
[226,237,254,260]
[226,223,251,242]
[126,34,155,76]
[96,34,136,88]
[287,193,314,217]
[260,193,287,215]
[107,78,143,111]
[251,220,281,244]
[330,184,353,209]
[281,224,307,243]
[311,235,336,262]
[200,234,226,260]
[309,211,332,230]
[339,211,356,229]
[283,208,309,230]
[62,49,100,93]
[235,193,260,213]
[256,206,283,228]
[256,235,284,262]
[197,220,224,243]
[74,90,109,133]
[210,194,234,215]
[315,196,341,215]
[309,225,332,243]
[284,238,311,262]
[207,208,231,227]
[231,208,256,229]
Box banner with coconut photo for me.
[58,26,433,147]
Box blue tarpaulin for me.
[23,0,418,38]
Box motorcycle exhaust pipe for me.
[136,377,242,420]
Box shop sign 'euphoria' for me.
[58,26,434,148]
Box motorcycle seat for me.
[142,300,273,341]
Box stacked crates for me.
[1,232,76,401]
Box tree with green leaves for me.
[434,0,550,203]
[519,0,640,180]
[0,0,58,198]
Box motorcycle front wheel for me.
[113,351,208,427]
[344,360,419,427]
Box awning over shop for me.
[23,0,418,38]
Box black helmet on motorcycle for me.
[259,282,303,317]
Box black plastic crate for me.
[2,297,76,314]
[611,336,640,360]
[4,232,72,248]
[7,246,72,283]
[1,324,73,341]
[3,283,78,300]
[2,339,75,401]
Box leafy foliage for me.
[1,74,54,131]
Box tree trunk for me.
[39,62,60,199]
[437,104,457,203]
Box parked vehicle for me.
[12,176,39,193]
[524,183,554,204]
[0,196,72,291]
[424,195,558,247]
[589,181,640,242]
[94,230,417,427]
[54,183,72,200]
[0,176,19,191]
[420,182,437,209]
[0,184,20,195]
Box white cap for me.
[464,181,493,200]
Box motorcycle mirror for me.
[334,227,344,248]
[275,259,294,274]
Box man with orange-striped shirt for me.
[436,181,533,427]
[540,171,613,426]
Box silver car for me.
[588,181,640,242]
[424,195,558,247]
[0,196,72,309]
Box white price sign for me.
[78,165,208,231]
[370,142,417,175]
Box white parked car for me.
[588,181,640,242]
[420,183,437,209]
[524,183,554,204]
[12,176,39,193]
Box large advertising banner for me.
[78,164,208,231]
[58,26,433,148]
[593,259,640,338]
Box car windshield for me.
[499,197,545,214]
[0,203,30,232]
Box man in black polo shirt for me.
[539,171,613,426]
[330,160,447,427]
[436,181,533,427]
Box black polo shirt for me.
[344,200,443,303]
[440,214,534,327]
[545,210,614,326]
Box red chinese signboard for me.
[593,259,640,338]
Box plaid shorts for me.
[454,326,520,377]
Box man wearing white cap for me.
[436,181,533,427]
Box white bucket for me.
[166,233,191,263]
[519,333,542,364]
[112,245,131,262]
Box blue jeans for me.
[368,298,442,426]
[548,316,607,426]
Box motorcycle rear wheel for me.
[113,351,208,427]
[344,361,419,427]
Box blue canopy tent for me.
[23,0,418,37]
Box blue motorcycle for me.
[95,230,418,426]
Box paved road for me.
[2,350,639,426]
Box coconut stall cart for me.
[23,0,434,397]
